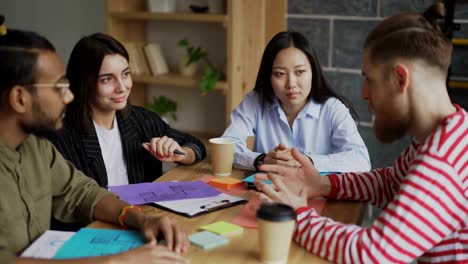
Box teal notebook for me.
[54,228,145,259]
[243,174,272,184]
[244,171,335,185]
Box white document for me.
[154,193,246,217]
[21,230,75,259]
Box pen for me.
[200,200,230,210]
[143,142,186,155]
[173,149,186,155]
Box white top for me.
[222,91,371,172]
[94,117,129,186]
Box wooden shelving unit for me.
[109,11,228,23]
[445,0,468,90]
[449,80,468,89]
[452,38,468,46]
[450,38,468,90]
[106,0,287,125]
[132,73,228,93]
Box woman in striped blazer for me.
[48,33,206,189]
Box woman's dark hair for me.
[253,31,357,118]
[364,2,452,77]
[0,16,55,104]
[65,33,130,133]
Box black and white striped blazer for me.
[48,106,206,187]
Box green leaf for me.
[178,38,188,47]
[145,95,178,121]
[200,66,222,95]
[179,38,209,66]
[178,38,223,95]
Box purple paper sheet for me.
[108,181,221,205]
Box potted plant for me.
[178,38,207,77]
[178,38,223,95]
[146,95,178,123]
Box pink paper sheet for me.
[232,196,326,228]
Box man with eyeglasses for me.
[19,76,71,136]
[0,22,189,264]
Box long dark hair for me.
[65,33,130,134]
[253,31,356,118]
[0,16,55,104]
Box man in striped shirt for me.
[254,3,467,264]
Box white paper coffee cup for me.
[209,137,235,176]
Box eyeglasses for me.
[29,77,70,98]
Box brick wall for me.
[287,0,468,168]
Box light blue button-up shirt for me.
[222,91,371,172]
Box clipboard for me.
[151,193,247,218]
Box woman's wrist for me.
[253,153,267,171]
[179,147,196,164]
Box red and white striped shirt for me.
[295,105,467,263]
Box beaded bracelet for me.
[118,205,142,229]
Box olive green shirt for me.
[0,135,114,263]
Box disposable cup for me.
[257,203,296,264]
[209,137,235,176]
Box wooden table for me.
[90,162,365,263]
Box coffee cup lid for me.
[256,203,296,222]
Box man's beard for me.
[21,101,65,138]
[373,109,409,143]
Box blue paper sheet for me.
[108,181,221,204]
[54,228,145,259]
[319,172,336,176]
[243,174,272,184]
[244,172,336,185]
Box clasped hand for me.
[264,143,300,167]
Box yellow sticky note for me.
[200,221,243,237]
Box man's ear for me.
[8,85,30,113]
[393,63,410,93]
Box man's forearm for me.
[92,195,146,230]
[92,195,129,225]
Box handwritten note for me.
[54,228,145,259]
[21,230,75,259]
[154,192,246,217]
[108,181,221,204]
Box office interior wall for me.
[2,0,106,63]
[3,0,466,163]
[288,0,468,168]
